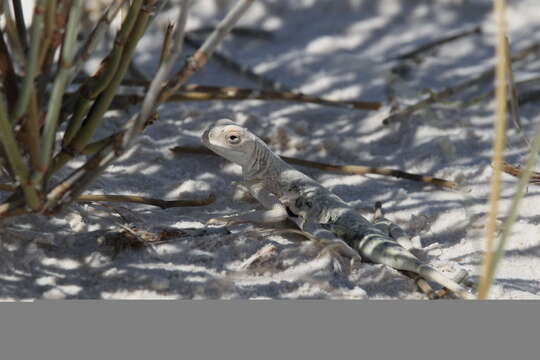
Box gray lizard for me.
[202,119,475,299]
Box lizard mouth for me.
[201,129,210,146]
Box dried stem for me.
[183,34,290,91]
[0,183,215,208]
[383,40,540,125]
[122,0,191,149]
[488,127,540,284]
[77,193,215,208]
[389,25,482,61]
[112,84,381,111]
[0,183,17,192]
[159,23,175,67]
[171,145,457,190]
[162,0,255,100]
[504,36,528,147]
[478,0,508,299]
[501,162,540,185]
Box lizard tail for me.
[417,264,475,300]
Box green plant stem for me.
[47,0,159,208]
[0,94,41,210]
[70,0,125,82]
[36,0,57,69]
[10,0,28,51]
[14,0,45,120]
[33,0,83,184]
[62,0,144,145]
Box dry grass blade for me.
[170,145,457,190]
[478,0,508,299]
[486,126,540,291]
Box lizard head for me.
[201,119,258,167]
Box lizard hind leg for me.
[372,201,416,250]
[295,224,362,274]
[416,264,475,300]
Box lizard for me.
[201,119,475,299]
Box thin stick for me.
[162,0,255,100]
[478,0,508,299]
[77,193,215,208]
[170,145,458,190]
[0,183,215,208]
[383,40,540,125]
[504,36,528,147]
[389,25,482,61]
[112,84,381,111]
[501,162,540,185]
[0,183,17,192]
[121,0,191,148]
[159,23,174,67]
[183,34,290,91]
[10,0,28,52]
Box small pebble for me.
[43,288,66,300]
[151,277,170,291]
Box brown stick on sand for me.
[170,145,458,190]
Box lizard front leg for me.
[208,182,289,225]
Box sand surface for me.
[1,0,539,299]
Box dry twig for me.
[383,40,540,125]
[171,145,457,190]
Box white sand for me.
[1,0,539,299]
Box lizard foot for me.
[315,238,362,274]
[267,228,361,274]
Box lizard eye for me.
[227,134,241,144]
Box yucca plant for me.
[0,0,255,219]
